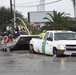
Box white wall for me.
[28,11,53,23]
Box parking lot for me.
[0,50,76,75]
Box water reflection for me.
[53,57,66,70]
[60,58,65,70]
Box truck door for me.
[45,32,53,55]
[41,32,49,54]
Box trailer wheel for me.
[29,45,35,54]
[2,48,6,51]
[6,48,10,52]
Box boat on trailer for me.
[0,34,39,51]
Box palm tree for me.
[43,10,70,30]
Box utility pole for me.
[10,0,13,20]
[39,0,45,11]
[13,0,16,29]
[10,0,12,15]
[72,0,76,19]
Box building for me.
[28,11,53,28]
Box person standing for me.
[40,30,46,39]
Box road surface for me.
[0,50,75,75]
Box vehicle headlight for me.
[58,44,65,50]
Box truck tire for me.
[53,47,63,57]
[29,45,35,54]
[53,47,60,57]
[53,47,57,56]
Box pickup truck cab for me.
[29,30,76,56]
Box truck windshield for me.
[54,33,76,40]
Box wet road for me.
[0,50,76,75]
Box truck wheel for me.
[53,48,62,57]
[29,45,35,54]
[53,48,57,56]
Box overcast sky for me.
[0,0,74,18]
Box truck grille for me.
[66,45,76,51]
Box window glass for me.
[54,33,76,40]
[49,33,53,40]
[44,32,49,40]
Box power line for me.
[16,0,40,5]
[16,0,62,8]
[16,0,47,5]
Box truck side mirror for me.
[47,37,53,41]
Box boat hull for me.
[0,35,39,51]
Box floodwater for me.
[0,50,76,75]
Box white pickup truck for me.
[29,30,76,56]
